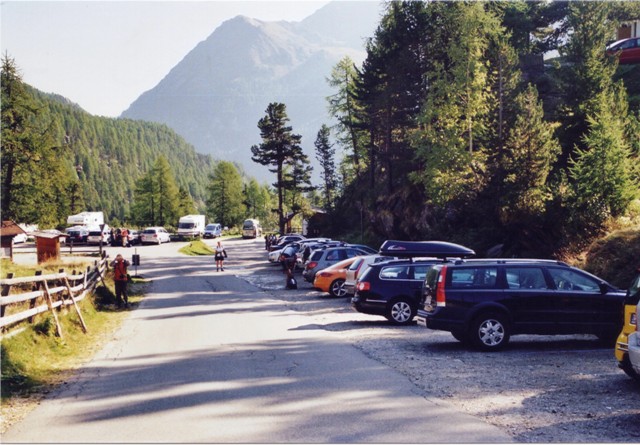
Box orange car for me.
[313,257,360,297]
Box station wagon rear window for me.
[505,267,548,290]
[449,267,498,288]
[380,266,411,280]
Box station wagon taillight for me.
[436,266,447,306]
[306,262,318,270]
[357,281,370,292]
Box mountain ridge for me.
[121,1,381,182]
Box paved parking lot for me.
[235,238,640,443]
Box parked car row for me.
[267,238,639,381]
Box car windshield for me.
[143,229,156,234]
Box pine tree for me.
[412,2,498,206]
[569,85,637,233]
[558,1,618,167]
[250,103,310,234]
[314,124,338,211]
[1,55,72,226]
[327,56,365,181]
[176,187,197,216]
[153,156,180,226]
[494,85,561,230]
[131,156,180,227]
[207,161,245,229]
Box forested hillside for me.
[2,76,216,227]
[321,1,640,257]
[39,90,216,223]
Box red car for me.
[607,37,640,65]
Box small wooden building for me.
[0,220,27,262]
[32,230,66,264]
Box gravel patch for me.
[240,257,640,443]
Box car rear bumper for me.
[351,294,386,316]
[417,308,465,333]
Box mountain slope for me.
[30,87,215,223]
[121,1,381,181]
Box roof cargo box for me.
[378,240,475,259]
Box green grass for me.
[1,258,94,279]
[1,269,148,409]
[178,239,215,256]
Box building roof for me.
[32,230,66,239]
[0,220,27,237]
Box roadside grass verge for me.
[0,264,149,432]
[179,239,214,256]
[1,258,96,278]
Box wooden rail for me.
[0,257,109,338]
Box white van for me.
[242,219,262,239]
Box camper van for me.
[242,219,262,239]
[66,211,104,227]
[177,215,206,238]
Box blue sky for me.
[1,1,330,117]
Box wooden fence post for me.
[1,273,13,331]
[28,271,42,324]
[42,279,63,338]
[63,275,87,333]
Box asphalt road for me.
[4,237,511,443]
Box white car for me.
[86,225,111,245]
[629,303,640,376]
[268,249,283,263]
[344,254,397,297]
[141,227,171,245]
[12,233,28,244]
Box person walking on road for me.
[110,253,130,308]
[214,241,227,272]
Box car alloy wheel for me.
[329,279,346,298]
[470,312,510,351]
[387,299,415,325]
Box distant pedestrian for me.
[214,241,227,272]
[110,254,130,308]
[121,228,128,247]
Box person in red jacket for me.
[110,254,130,308]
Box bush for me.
[582,229,640,289]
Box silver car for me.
[344,255,397,297]
[302,246,369,283]
[141,227,171,245]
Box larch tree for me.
[207,161,245,229]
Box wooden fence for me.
[0,257,109,338]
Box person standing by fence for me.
[110,254,130,308]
